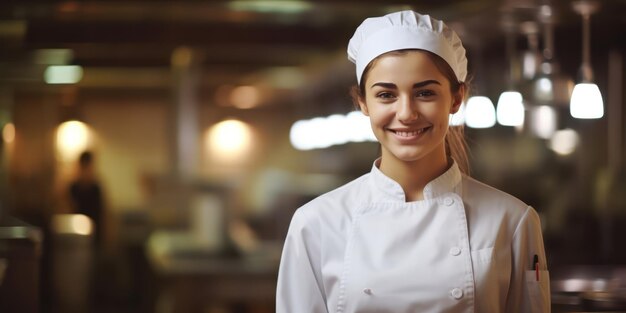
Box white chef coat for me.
[276,159,550,313]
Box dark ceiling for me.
[1,0,625,111]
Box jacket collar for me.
[369,158,462,202]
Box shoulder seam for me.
[511,206,532,241]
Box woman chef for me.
[277,10,550,313]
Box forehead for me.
[365,50,449,87]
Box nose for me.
[396,95,418,123]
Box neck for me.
[379,146,450,202]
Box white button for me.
[449,247,461,256]
[450,288,463,299]
[444,197,454,206]
[363,288,372,295]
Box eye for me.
[415,90,436,98]
[376,91,396,99]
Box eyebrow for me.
[370,80,442,89]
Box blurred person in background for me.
[53,151,117,312]
[69,150,107,250]
[277,10,550,312]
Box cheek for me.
[367,105,392,122]
[422,103,450,120]
[436,122,449,133]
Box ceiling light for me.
[465,96,496,129]
[289,111,376,151]
[496,91,525,127]
[570,1,604,119]
[44,65,83,84]
[206,119,253,163]
[496,22,525,128]
[570,83,604,119]
[56,120,91,162]
[529,105,557,139]
[549,128,580,156]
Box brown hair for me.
[350,49,470,175]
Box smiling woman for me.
[351,48,469,175]
[355,50,465,195]
[277,10,550,313]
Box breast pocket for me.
[471,247,495,283]
[525,270,550,313]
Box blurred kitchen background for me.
[0,0,625,312]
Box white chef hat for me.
[347,10,468,85]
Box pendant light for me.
[570,1,604,119]
[532,3,574,107]
[464,42,495,129]
[496,12,525,127]
[466,96,496,129]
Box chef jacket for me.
[276,159,550,313]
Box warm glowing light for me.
[570,83,604,119]
[229,85,260,109]
[289,111,376,151]
[2,123,15,143]
[52,214,93,235]
[496,91,525,126]
[44,65,83,84]
[206,119,253,162]
[465,96,496,129]
[549,129,579,156]
[530,105,557,139]
[56,121,91,162]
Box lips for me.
[388,126,431,137]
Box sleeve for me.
[276,208,328,313]
[506,206,551,313]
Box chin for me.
[381,140,446,164]
[386,147,431,163]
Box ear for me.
[450,84,465,114]
[358,97,370,116]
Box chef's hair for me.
[350,49,470,175]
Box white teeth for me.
[397,131,417,137]
[394,128,427,137]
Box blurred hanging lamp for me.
[570,1,604,119]
[496,12,524,127]
[464,39,495,129]
[519,21,541,81]
[532,2,574,106]
[466,96,496,129]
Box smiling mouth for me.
[389,126,432,137]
